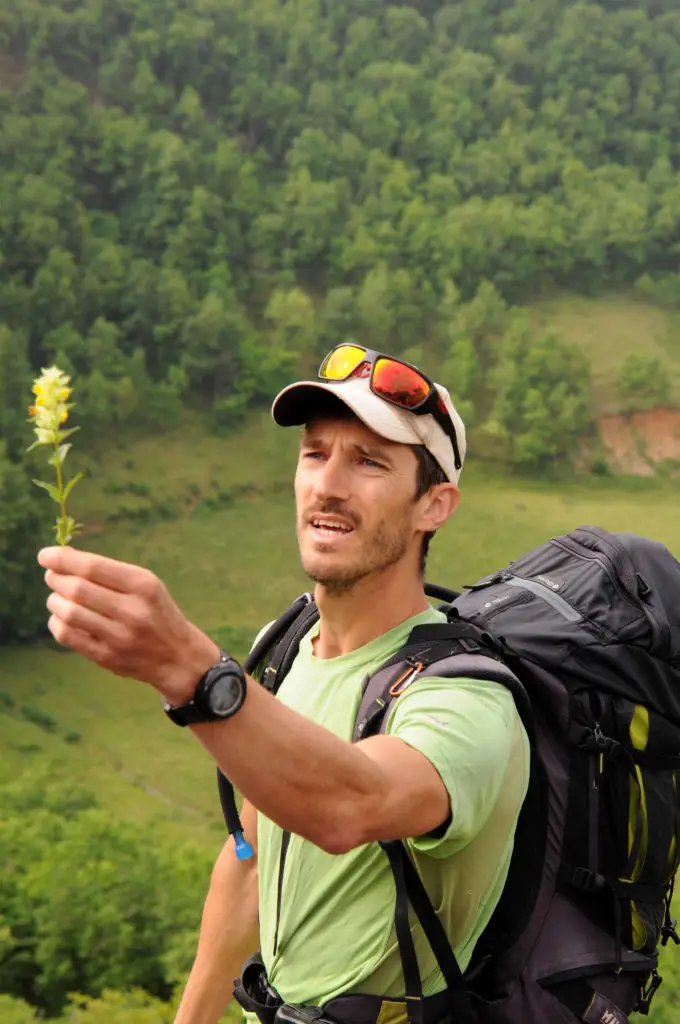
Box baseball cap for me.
[271,364,466,487]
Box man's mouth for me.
[308,515,355,538]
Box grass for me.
[3,292,680,1015]
[527,291,680,413]
[3,410,680,853]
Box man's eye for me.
[303,451,323,460]
[361,457,382,469]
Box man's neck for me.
[312,564,430,660]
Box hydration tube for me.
[217,770,254,860]
[217,592,317,861]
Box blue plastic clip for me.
[233,830,254,860]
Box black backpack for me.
[219,526,680,1024]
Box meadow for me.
[2,290,680,1020]
[527,292,680,412]
[2,406,680,847]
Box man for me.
[39,345,530,1024]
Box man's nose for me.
[312,452,351,503]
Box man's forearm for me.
[175,842,259,1024]
[190,675,388,854]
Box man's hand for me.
[38,546,219,704]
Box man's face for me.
[295,413,424,593]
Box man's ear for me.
[417,483,459,534]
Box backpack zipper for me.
[554,535,641,611]
[554,535,662,646]
[503,573,583,622]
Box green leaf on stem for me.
[57,513,83,546]
[33,479,61,503]
[57,426,81,442]
[62,473,83,501]
[48,444,72,467]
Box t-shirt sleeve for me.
[384,675,523,858]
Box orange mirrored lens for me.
[321,345,366,380]
[373,358,430,408]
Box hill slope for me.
[3,406,680,845]
[528,292,680,413]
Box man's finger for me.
[48,614,111,665]
[45,571,127,620]
[38,546,154,595]
[46,593,127,643]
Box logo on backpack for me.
[534,573,562,591]
[599,1008,627,1024]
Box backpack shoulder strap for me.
[259,597,320,694]
[352,618,533,1019]
[219,593,319,838]
[353,619,533,744]
[243,592,318,685]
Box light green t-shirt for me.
[256,607,530,1007]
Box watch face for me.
[206,671,243,717]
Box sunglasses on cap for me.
[318,343,462,472]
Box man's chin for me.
[300,553,364,589]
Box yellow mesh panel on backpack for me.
[628,705,650,951]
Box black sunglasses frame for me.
[318,344,462,472]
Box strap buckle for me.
[636,969,663,1015]
[661,916,680,947]
[561,864,607,892]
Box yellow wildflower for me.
[27,365,83,546]
[27,367,72,445]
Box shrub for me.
[616,354,672,412]
[490,316,593,473]
[20,705,58,733]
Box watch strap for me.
[164,700,213,727]
[164,650,238,727]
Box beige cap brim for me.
[272,377,464,485]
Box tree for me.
[616,353,672,412]
[58,989,176,1023]
[0,325,32,463]
[0,996,37,1024]
[2,0,680,501]
[0,772,212,1015]
[180,290,254,401]
[490,316,593,472]
[264,287,316,355]
[0,444,50,642]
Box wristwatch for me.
[163,652,247,727]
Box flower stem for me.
[53,438,67,546]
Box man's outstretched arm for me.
[38,547,451,852]
[175,800,259,1024]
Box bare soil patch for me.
[599,408,680,475]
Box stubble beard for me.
[298,515,412,597]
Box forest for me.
[2,0,680,441]
[1,1,680,1020]
[3,0,680,642]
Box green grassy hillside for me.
[528,292,680,413]
[2,293,680,1019]
[3,405,680,848]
